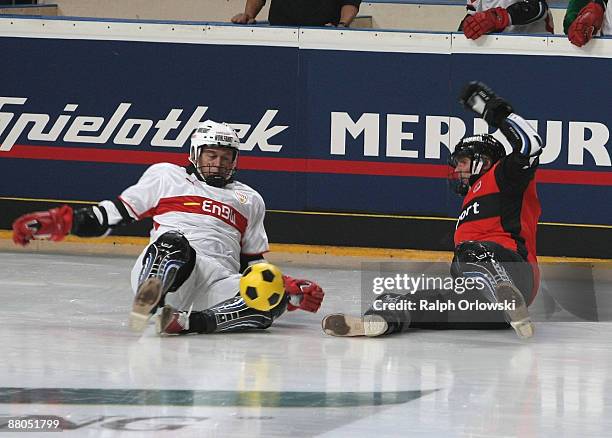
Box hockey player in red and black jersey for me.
[12,120,324,336]
[323,82,543,339]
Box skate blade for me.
[496,282,534,339]
[510,319,534,339]
[129,278,162,332]
[130,312,151,332]
[322,314,387,337]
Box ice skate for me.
[495,281,534,339]
[322,313,388,337]
[129,277,164,332]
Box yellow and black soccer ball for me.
[239,263,285,311]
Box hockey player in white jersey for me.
[12,120,324,335]
[461,0,554,39]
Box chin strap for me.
[203,174,229,188]
[195,163,236,188]
[470,153,486,176]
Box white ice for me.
[0,250,611,437]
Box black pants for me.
[367,241,535,333]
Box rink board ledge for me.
[1,16,612,57]
[0,232,609,268]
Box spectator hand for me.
[463,7,510,40]
[231,13,256,24]
[568,2,604,47]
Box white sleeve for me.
[504,113,544,167]
[467,0,482,13]
[117,164,166,219]
[98,200,128,226]
[241,193,269,255]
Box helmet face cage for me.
[189,121,240,187]
[191,145,238,187]
[447,134,506,196]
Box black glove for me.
[459,81,513,128]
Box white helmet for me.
[189,120,240,187]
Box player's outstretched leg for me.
[453,241,534,339]
[322,293,410,337]
[156,294,289,335]
[130,231,195,331]
[156,273,323,336]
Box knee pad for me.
[138,231,195,294]
[452,241,513,302]
[453,241,497,265]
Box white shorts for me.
[130,248,241,311]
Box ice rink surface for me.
[1,250,611,437]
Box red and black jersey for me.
[454,151,541,287]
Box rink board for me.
[0,18,610,257]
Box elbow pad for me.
[501,114,544,167]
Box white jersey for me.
[467,0,554,34]
[116,163,268,273]
[603,5,611,35]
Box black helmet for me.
[448,134,506,195]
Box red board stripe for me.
[2,144,611,186]
[4,144,188,165]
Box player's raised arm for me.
[459,81,545,172]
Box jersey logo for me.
[146,196,248,234]
[202,199,240,229]
[234,190,249,204]
[456,201,480,230]
[472,180,482,194]
[455,193,501,230]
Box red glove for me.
[283,275,324,313]
[12,205,73,246]
[568,2,604,47]
[463,7,510,40]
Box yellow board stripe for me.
[266,243,612,263]
[1,196,611,229]
[0,231,609,264]
[268,209,456,222]
[0,196,95,205]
